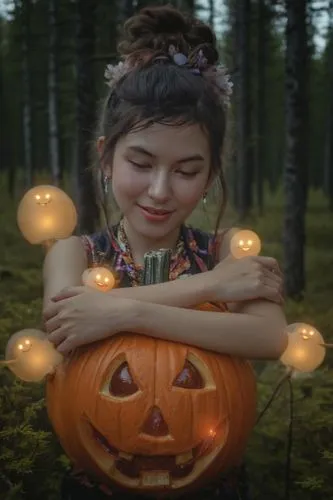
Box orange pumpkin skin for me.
[46,303,257,497]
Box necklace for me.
[115,218,190,287]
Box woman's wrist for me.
[204,265,232,304]
[197,270,219,303]
[116,297,144,333]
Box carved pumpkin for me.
[46,303,257,496]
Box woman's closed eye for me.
[177,170,199,178]
[129,160,152,169]
[128,157,201,177]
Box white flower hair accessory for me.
[203,64,234,107]
[104,61,129,88]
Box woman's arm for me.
[109,272,215,307]
[43,234,287,359]
[43,233,283,312]
[43,236,87,308]
[218,229,288,349]
[128,299,287,360]
[43,237,217,308]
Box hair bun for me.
[119,5,190,56]
[118,4,219,70]
[185,17,217,50]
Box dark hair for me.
[98,4,228,235]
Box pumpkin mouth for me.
[81,417,228,490]
[85,420,224,490]
[91,423,203,481]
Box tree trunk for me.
[209,0,214,27]
[21,0,33,188]
[74,0,100,234]
[122,0,134,19]
[117,0,134,23]
[255,0,266,215]
[48,0,61,186]
[235,0,252,219]
[0,19,6,174]
[283,0,308,299]
[176,0,195,15]
[324,2,333,211]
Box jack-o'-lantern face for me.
[47,328,256,495]
[80,349,228,490]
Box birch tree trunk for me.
[48,0,61,186]
[283,0,308,299]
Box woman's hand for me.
[43,286,133,355]
[210,255,284,304]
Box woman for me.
[43,5,287,499]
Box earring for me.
[102,175,110,195]
[202,191,208,205]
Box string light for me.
[0,329,63,382]
[17,185,77,250]
[82,266,116,292]
[229,229,261,259]
[280,323,326,373]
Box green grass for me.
[0,180,332,499]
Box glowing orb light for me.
[280,323,326,373]
[2,329,63,382]
[230,229,261,259]
[82,266,116,292]
[17,185,77,246]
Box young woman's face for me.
[101,122,211,243]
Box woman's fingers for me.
[263,268,284,288]
[260,278,284,303]
[43,301,60,321]
[252,256,282,276]
[57,337,77,355]
[45,315,63,334]
[48,328,67,347]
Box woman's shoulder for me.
[185,225,214,243]
[185,225,230,247]
[80,228,113,266]
[185,225,231,263]
[183,225,215,271]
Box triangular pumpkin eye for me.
[109,362,139,397]
[173,360,204,389]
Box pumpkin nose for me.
[142,406,169,437]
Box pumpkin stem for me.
[142,249,172,285]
